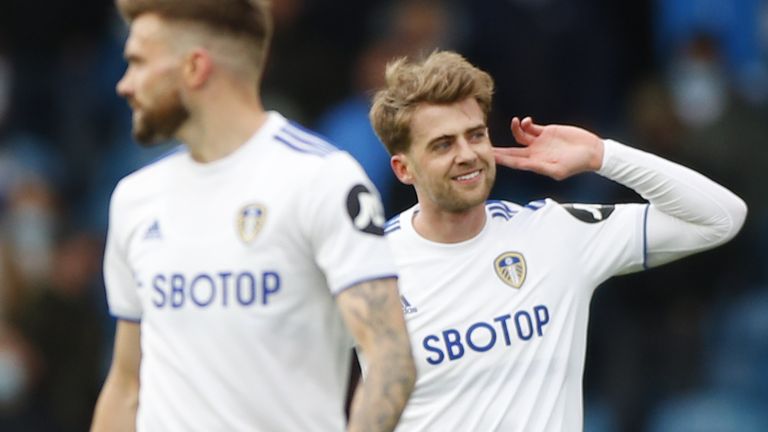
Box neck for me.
[177,84,268,163]
[412,202,487,243]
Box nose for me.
[454,138,477,165]
[116,72,130,98]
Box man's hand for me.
[493,117,604,180]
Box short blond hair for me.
[369,51,494,155]
[116,0,272,72]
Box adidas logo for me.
[144,220,162,240]
[400,295,418,315]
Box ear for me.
[391,154,415,185]
[182,49,213,89]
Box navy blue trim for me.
[486,199,511,207]
[111,313,141,323]
[274,134,329,157]
[487,204,516,216]
[281,125,337,153]
[486,203,513,211]
[384,220,400,227]
[384,215,401,234]
[486,202,512,210]
[287,121,335,145]
[333,274,399,297]
[524,200,546,211]
[642,204,650,270]
[384,215,401,227]
[384,226,401,234]
[490,212,510,220]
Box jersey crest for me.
[494,252,527,289]
[236,203,267,243]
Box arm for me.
[91,320,141,432]
[494,117,748,266]
[336,277,416,432]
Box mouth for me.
[452,169,482,183]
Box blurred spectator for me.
[655,0,768,105]
[4,179,58,291]
[0,324,38,430]
[16,230,106,432]
[0,243,22,323]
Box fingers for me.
[520,117,544,137]
[492,146,529,158]
[493,147,534,171]
[510,116,544,145]
[510,117,528,145]
[494,152,542,173]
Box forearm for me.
[337,278,416,432]
[347,346,415,432]
[91,372,139,432]
[598,139,747,265]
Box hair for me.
[116,0,273,72]
[369,51,494,155]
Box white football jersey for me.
[386,199,647,432]
[104,112,396,431]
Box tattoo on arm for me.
[338,278,416,432]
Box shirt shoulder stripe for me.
[282,123,338,154]
[524,199,547,211]
[274,133,333,157]
[384,225,401,234]
[384,215,400,228]
[384,215,402,234]
[486,200,518,220]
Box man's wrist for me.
[590,138,606,172]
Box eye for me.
[431,139,452,153]
[468,129,487,143]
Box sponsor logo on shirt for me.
[422,304,550,366]
[494,252,526,289]
[237,203,267,243]
[149,270,281,309]
[346,184,385,236]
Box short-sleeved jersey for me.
[104,112,397,431]
[386,199,648,432]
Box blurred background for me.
[0,0,766,430]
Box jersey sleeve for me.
[597,139,746,268]
[299,152,398,295]
[103,181,143,321]
[550,200,648,286]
